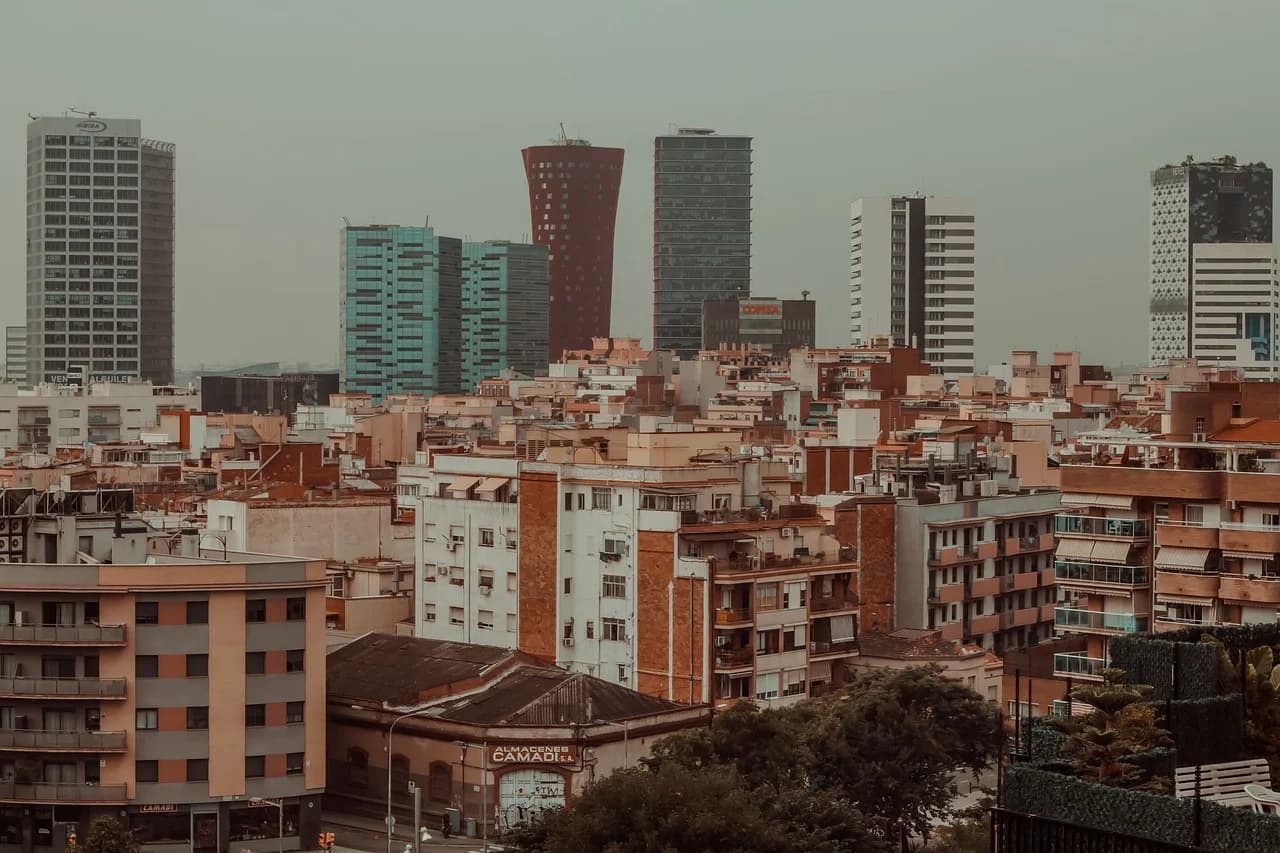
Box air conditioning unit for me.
[1193,432,1207,443]
[445,541,459,552]
[479,586,492,597]
[13,612,28,628]
[437,566,449,576]
[561,637,575,647]
[780,527,794,538]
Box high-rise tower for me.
[521,136,623,359]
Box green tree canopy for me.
[75,817,139,853]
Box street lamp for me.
[381,707,435,853]
[249,797,283,853]
[594,719,630,768]
[453,739,489,852]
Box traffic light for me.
[317,831,335,850]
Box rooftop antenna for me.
[341,216,351,227]
[559,122,569,145]
[67,107,97,118]
[801,290,811,301]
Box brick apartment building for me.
[0,488,325,852]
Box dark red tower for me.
[522,137,624,358]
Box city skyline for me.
[2,2,1279,372]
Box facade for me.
[2,329,25,386]
[1149,156,1273,366]
[700,297,816,355]
[0,488,325,852]
[849,196,976,377]
[0,381,200,452]
[340,225,462,402]
[25,116,175,386]
[520,139,624,357]
[199,371,339,415]
[653,128,752,358]
[1189,242,1278,378]
[461,241,550,390]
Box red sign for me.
[739,303,781,315]
[487,744,577,765]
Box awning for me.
[829,614,856,642]
[1224,550,1268,561]
[474,477,510,494]
[1061,494,1099,507]
[1060,494,1133,509]
[1056,540,1096,561]
[1154,547,1210,571]
[1091,541,1134,564]
[1157,594,1215,606]
[447,475,482,494]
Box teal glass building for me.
[340,225,462,401]
[462,241,550,390]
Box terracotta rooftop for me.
[858,629,987,660]
[1210,419,1280,444]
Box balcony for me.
[809,639,858,659]
[1053,653,1107,681]
[1000,607,1042,629]
[1156,521,1220,550]
[16,413,51,427]
[1218,575,1280,606]
[1219,522,1280,556]
[970,613,1000,635]
[0,624,126,646]
[86,411,121,426]
[708,548,855,577]
[970,575,1002,597]
[928,546,981,567]
[1004,533,1054,556]
[0,677,127,700]
[0,730,127,752]
[0,781,127,805]
[809,594,858,614]
[1055,515,1149,540]
[714,607,753,626]
[1054,607,1148,635]
[1053,560,1150,588]
[1155,571,1220,600]
[715,648,753,670]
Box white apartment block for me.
[850,196,976,377]
[1190,243,1279,379]
[413,457,521,645]
[0,381,199,452]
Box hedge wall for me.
[1169,695,1245,767]
[1004,763,1280,852]
[1109,634,1219,701]
[1019,717,1068,764]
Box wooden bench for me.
[1175,759,1273,808]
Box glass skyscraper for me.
[652,128,752,358]
[340,224,462,401]
[461,241,550,390]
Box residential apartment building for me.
[25,116,175,386]
[521,137,624,357]
[1189,242,1278,378]
[1150,156,1273,366]
[700,296,816,356]
[461,241,550,389]
[3,328,26,386]
[0,488,325,851]
[653,128,752,358]
[340,224,462,402]
[0,381,200,452]
[1054,382,1280,681]
[849,196,976,377]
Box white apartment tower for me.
[25,115,175,387]
[1189,243,1278,379]
[850,196,976,377]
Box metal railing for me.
[1055,515,1150,538]
[715,648,753,668]
[714,607,752,624]
[0,624,126,644]
[809,639,858,656]
[1054,560,1149,586]
[0,781,128,804]
[0,677,127,698]
[0,730,126,750]
[1052,653,1107,678]
[991,807,1210,853]
[1220,520,1280,531]
[1054,607,1148,633]
[809,595,857,613]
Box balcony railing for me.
[1054,607,1148,634]
[1220,521,1280,531]
[715,648,753,668]
[0,729,127,751]
[1054,561,1149,587]
[0,677,127,699]
[809,639,859,657]
[810,595,857,614]
[714,607,752,625]
[1052,653,1107,679]
[0,624,126,645]
[1055,515,1149,538]
[0,781,127,804]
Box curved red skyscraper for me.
[522,137,624,358]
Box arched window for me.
[348,748,368,790]
[390,753,410,796]
[428,761,452,804]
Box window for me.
[187,759,208,782]
[617,664,628,682]
[136,708,158,730]
[135,601,158,624]
[479,528,495,547]
[245,599,266,622]
[423,522,437,541]
[563,577,572,595]
[506,613,517,633]
[602,575,626,598]
[245,652,265,675]
[136,655,158,677]
[423,603,436,623]
[602,617,626,642]
[136,760,158,783]
[186,600,208,624]
[755,672,780,700]
[1264,513,1280,528]
[506,528,518,549]
[1184,505,1204,526]
[449,607,464,626]
[245,705,265,727]
[286,752,304,775]
[286,701,304,724]
[782,581,807,609]
[286,597,306,620]
[639,492,695,511]
[592,487,612,510]
[428,761,451,803]
[186,654,208,677]
[245,756,265,778]
[564,492,573,511]
[756,583,779,611]
[186,706,208,729]
[478,610,494,630]
[783,625,806,652]
[286,650,304,672]
[783,669,806,697]
[507,572,518,592]
[478,569,494,589]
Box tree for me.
[1050,668,1171,791]
[931,798,992,853]
[74,817,139,853]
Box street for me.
[320,812,506,853]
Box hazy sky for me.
[3,1,1278,370]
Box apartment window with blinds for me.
[602,575,626,598]
[783,669,806,696]
[755,672,780,700]
[592,487,612,510]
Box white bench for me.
[1175,759,1273,808]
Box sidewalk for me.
[322,810,505,852]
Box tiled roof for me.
[327,633,518,706]
[1211,419,1280,444]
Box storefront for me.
[122,797,319,853]
[490,745,574,831]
